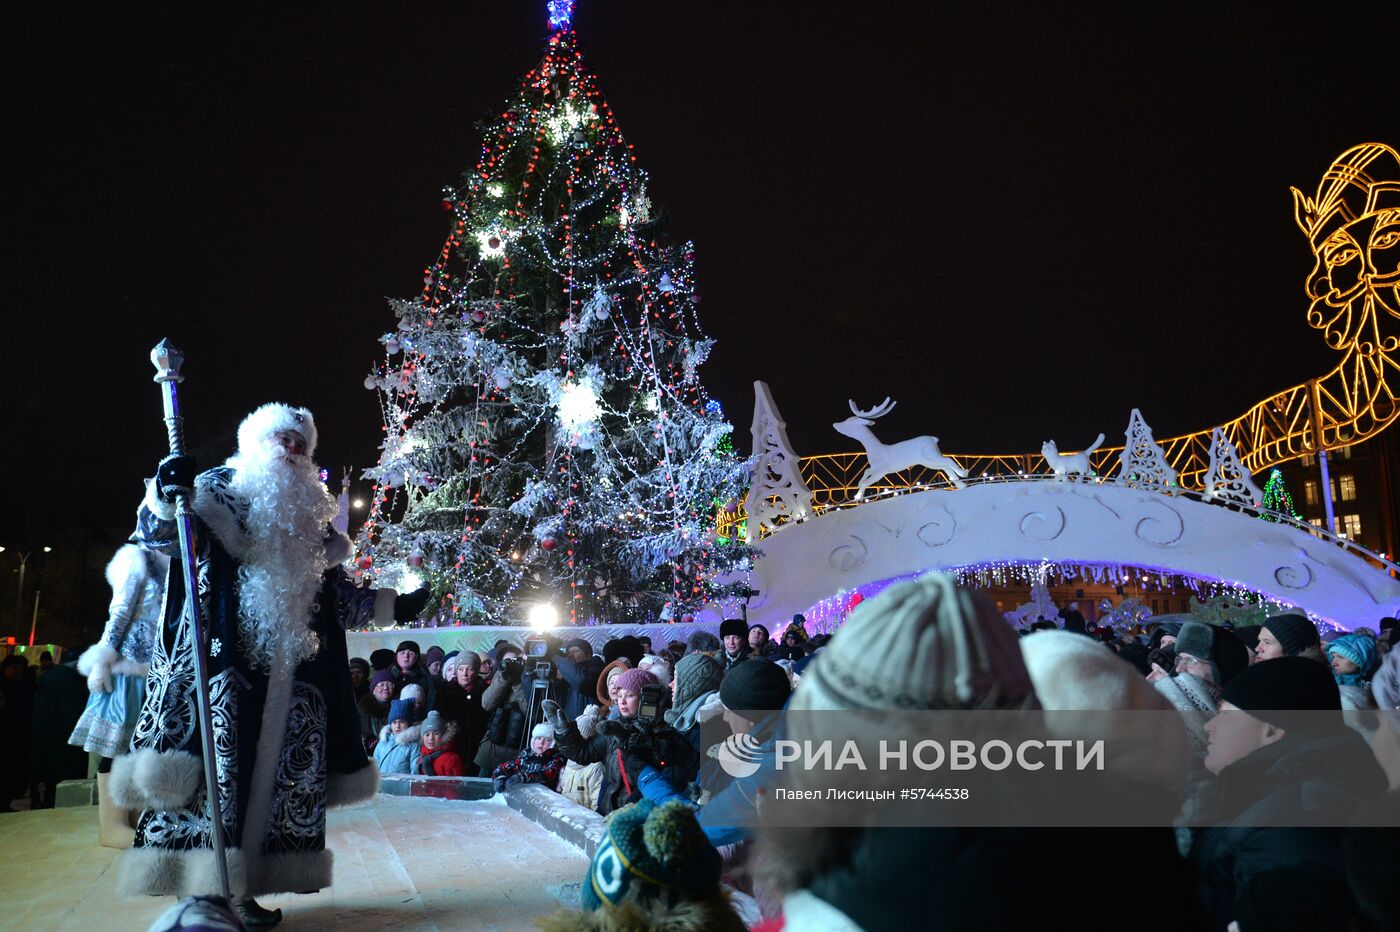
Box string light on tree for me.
[357,1,751,625]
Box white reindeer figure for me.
[833,398,969,499]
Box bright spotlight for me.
[528,603,560,632]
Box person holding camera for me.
[554,638,605,721]
[542,668,698,816]
[474,644,530,776]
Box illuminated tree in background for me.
[1258,468,1302,523]
[358,3,751,625]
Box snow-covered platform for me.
[0,793,590,930]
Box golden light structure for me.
[727,143,1400,533]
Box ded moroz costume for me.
[110,402,379,906]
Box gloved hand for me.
[155,454,197,503]
[87,657,114,694]
[393,586,432,622]
[492,775,509,794]
[541,698,567,734]
[504,774,525,789]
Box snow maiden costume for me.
[71,543,169,757]
[110,403,378,903]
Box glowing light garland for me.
[356,17,751,626]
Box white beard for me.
[226,449,337,673]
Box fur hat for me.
[370,648,395,671]
[420,710,445,734]
[532,721,555,742]
[581,800,723,911]
[597,658,633,706]
[637,655,672,689]
[668,653,724,716]
[387,698,416,724]
[1261,613,1321,656]
[1175,621,1250,686]
[719,659,791,713]
[614,668,659,695]
[793,574,1036,712]
[237,402,318,459]
[719,618,748,639]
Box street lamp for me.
[2,545,52,645]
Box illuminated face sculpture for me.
[1293,143,1400,356]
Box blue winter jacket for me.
[374,723,422,774]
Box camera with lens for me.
[499,656,525,683]
[522,636,555,679]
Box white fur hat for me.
[637,654,671,689]
[237,402,318,458]
[532,721,555,741]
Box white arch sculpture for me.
[742,481,1400,631]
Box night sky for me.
[7,2,1397,538]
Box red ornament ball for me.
[471,310,486,323]
[847,591,865,611]
[540,537,558,552]
[408,552,424,568]
[356,555,373,570]
[681,613,694,624]
[441,199,454,212]
[487,235,502,250]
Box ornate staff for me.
[150,339,232,901]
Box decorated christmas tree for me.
[1258,468,1302,523]
[357,2,751,625]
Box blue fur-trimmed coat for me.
[111,466,379,899]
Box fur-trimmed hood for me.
[379,723,422,747]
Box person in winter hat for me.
[423,645,446,678]
[759,575,1199,931]
[775,617,809,662]
[359,669,397,753]
[1328,632,1378,687]
[475,643,531,776]
[718,619,751,671]
[348,657,371,699]
[1019,630,1189,797]
[432,649,486,775]
[595,658,633,709]
[1192,656,1387,929]
[491,721,566,793]
[1173,621,1250,686]
[537,799,744,932]
[369,648,395,672]
[114,401,379,922]
[746,624,776,659]
[1254,612,1323,662]
[67,543,170,848]
[415,710,468,777]
[545,668,697,816]
[374,698,422,775]
[664,652,725,741]
[394,639,437,710]
[556,638,605,721]
[637,654,672,690]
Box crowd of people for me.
[346,596,1400,931]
